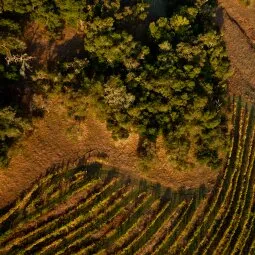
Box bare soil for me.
[23,23,85,68]
[218,0,255,45]
[218,0,255,102]
[0,94,217,209]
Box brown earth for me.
[217,0,255,102]
[23,23,85,68]
[218,0,255,45]
[0,94,217,209]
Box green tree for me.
[0,107,30,166]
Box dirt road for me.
[218,0,255,102]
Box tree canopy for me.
[0,0,230,168]
[69,0,230,168]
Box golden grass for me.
[0,93,218,208]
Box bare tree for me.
[5,53,34,77]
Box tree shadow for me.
[51,34,85,63]
[216,7,224,29]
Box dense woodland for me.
[0,0,230,168]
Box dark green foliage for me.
[137,136,156,160]
[0,0,230,168]
[63,0,230,168]
[0,107,29,167]
[0,0,43,14]
[0,6,32,166]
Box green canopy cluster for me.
[0,0,230,169]
[70,0,230,168]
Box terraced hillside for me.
[0,97,255,254]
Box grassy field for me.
[240,0,254,6]
[0,97,255,254]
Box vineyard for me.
[0,97,255,255]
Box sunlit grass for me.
[240,0,254,6]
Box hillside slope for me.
[0,97,254,255]
[218,0,255,102]
[0,95,216,209]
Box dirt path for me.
[218,0,255,45]
[219,9,255,101]
[0,95,217,209]
[217,0,255,102]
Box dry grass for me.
[217,0,255,103]
[0,94,217,209]
[2,13,244,208]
